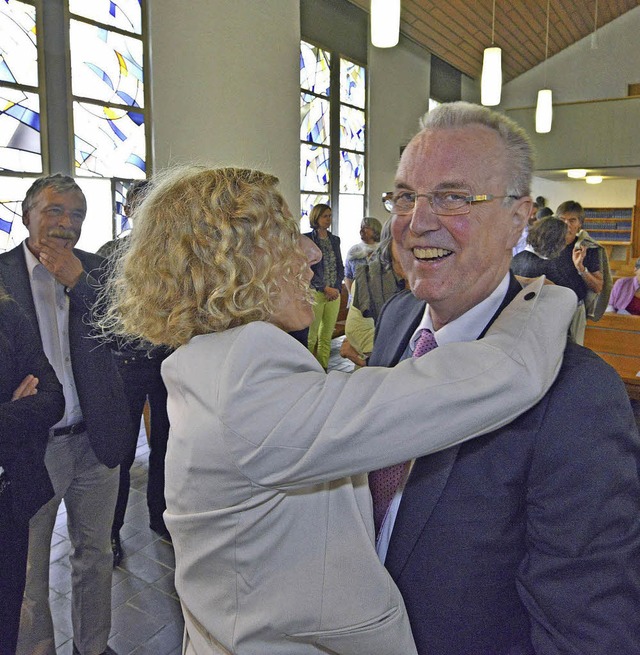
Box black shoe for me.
[111,534,123,567]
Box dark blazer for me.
[370,276,640,655]
[304,230,344,291]
[0,244,131,469]
[0,297,63,522]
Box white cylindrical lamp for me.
[481,46,502,106]
[535,89,553,133]
[371,0,401,48]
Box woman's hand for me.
[324,286,340,301]
[12,374,39,401]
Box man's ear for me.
[507,197,532,247]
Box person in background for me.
[546,200,604,343]
[512,198,540,256]
[98,180,172,566]
[340,221,405,368]
[371,101,640,655]
[99,165,574,655]
[0,289,64,655]
[606,256,640,314]
[0,174,130,655]
[536,206,553,220]
[304,203,344,369]
[343,216,382,295]
[510,216,567,279]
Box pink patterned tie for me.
[369,328,438,535]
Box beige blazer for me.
[162,278,575,655]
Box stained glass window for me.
[70,20,144,108]
[73,101,145,178]
[300,43,365,236]
[0,88,41,172]
[340,150,364,193]
[300,143,329,193]
[0,1,38,86]
[0,176,31,253]
[340,58,365,109]
[300,41,330,97]
[301,93,330,145]
[340,106,365,152]
[69,0,142,35]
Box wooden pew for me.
[584,313,640,401]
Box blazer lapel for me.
[385,446,460,579]
[0,245,38,325]
[386,275,523,579]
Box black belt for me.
[50,421,86,437]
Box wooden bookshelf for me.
[583,206,637,264]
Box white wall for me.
[148,0,301,216]
[532,177,637,213]
[367,36,431,224]
[502,6,640,108]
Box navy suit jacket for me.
[0,244,131,468]
[370,277,640,654]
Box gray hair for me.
[419,101,534,199]
[22,174,85,214]
[361,216,382,241]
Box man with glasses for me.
[370,102,640,655]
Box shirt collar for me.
[410,272,511,350]
[22,240,42,278]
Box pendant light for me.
[371,0,401,48]
[481,0,502,106]
[535,0,553,133]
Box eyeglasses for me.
[382,189,520,216]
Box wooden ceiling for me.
[347,0,639,82]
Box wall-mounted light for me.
[371,0,401,48]
[585,175,603,184]
[481,0,502,106]
[535,0,553,133]
[567,169,587,179]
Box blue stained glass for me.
[300,143,329,192]
[300,93,329,145]
[340,106,365,152]
[0,0,38,87]
[0,87,41,172]
[69,0,142,34]
[73,101,145,178]
[70,20,144,108]
[340,58,365,108]
[300,41,330,97]
[340,150,364,193]
[0,216,11,233]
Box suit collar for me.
[384,273,523,578]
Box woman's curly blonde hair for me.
[99,166,311,349]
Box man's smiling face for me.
[391,124,530,328]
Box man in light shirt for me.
[369,102,640,654]
[0,174,130,655]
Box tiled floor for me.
[50,432,184,655]
[48,337,351,654]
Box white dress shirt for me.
[23,242,82,429]
[376,273,511,563]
